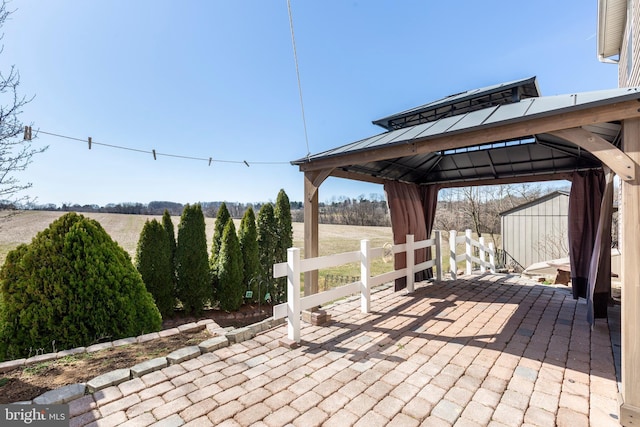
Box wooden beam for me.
[439,172,574,188]
[299,99,640,172]
[330,167,573,188]
[311,168,334,188]
[549,128,636,181]
[329,169,386,184]
[620,118,640,425]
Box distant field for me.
[0,211,396,288]
[0,210,478,289]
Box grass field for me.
[0,211,396,288]
[0,210,473,290]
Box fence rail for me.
[273,229,495,342]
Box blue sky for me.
[3,1,618,206]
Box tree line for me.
[20,184,566,235]
[291,194,391,227]
[23,196,387,225]
[25,201,273,218]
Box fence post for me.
[449,230,457,280]
[465,229,472,275]
[489,242,496,273]
[360,239,370,313]
[286,247,301,342]
[406,234,415,292]
[479,236,486,273]
[435,230,442,281]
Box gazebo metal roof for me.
[372,76,540,131]
[293,86,639,187]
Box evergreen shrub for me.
[239,207,261,302]
[0,212,161,361]
[210,202,230,267]
[274,189,293,303]
[136,219,175,318]
[175,204,210,315]
[162,209,178,299]
[257,203,278,302]
[216,220,244,311]
[210,202,230,301]
[162,209,177,264]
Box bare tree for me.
[435,183,546,249]
[317,194,390,226]
[0,1,46,207]
[461,186,483,237]
[480,184,543,247]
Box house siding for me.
[620,0,640,86]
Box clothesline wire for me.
[33,129,291,166]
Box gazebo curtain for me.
[421,185,440,281]
[568,168,612,321]
[587,167,614,324]
[384,181,439,291]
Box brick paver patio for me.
[67,274,621,426]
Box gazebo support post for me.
[303,169,332,296]
[620,118,640,425]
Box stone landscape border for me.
[2,317,285,404]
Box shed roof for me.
[499,190,570,216]
[293,86,639,187]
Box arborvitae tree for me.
[0,213,161,361]
[239,207,261,302]
[162,209,177,262]
[161,209,177,297]
[274,189,293,303]
[216,219,244,311]
[136,219,175,318]
[211,202,230,266]
[210,202,230,301]
[257,203,278,302]
[175,204,210,316]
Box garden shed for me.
[500,190,570,270]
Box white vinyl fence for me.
[449,229,496,279]
[273,229,495,342]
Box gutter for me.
[599,54,620,64]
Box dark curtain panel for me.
[384,181,428,291]
[420,184,440,280]
[568,169,605,300]
[587,168,614,324]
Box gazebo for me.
[291,77,640,421]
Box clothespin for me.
[152,149,157,160]
[88,137,92,150]
[243,160,250,167]
[23,126,32,141]
[209,157,212,166]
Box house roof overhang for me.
[292,87,640,188]
[597,0,627,60]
